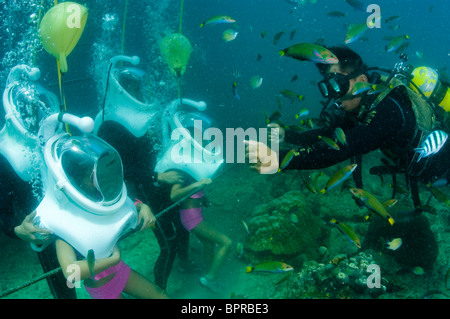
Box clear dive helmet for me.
[57,135,123,206]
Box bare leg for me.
[192,220,232,281]
[123,269,169,299]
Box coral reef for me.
[287,251,387,299]
[244,190,326,263]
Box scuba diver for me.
[94,55,194,292]
[246,45,450,209]
[0,65,75,298]
[245,45,450,270]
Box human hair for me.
[316,45,368,78]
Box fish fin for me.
[278,50,285,56]
[413,148,424,162]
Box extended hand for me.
[244,140,279,174]
[267,123,285,144]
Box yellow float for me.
[159,33,192,78]
[39,2,88,73]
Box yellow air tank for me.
[159,33,192,78]
[410,66,450,112]
[39,2,88,73]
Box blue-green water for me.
[0,0,449,300]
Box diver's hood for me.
[94,56,159,138]
[0,65,59,181]
[155,109,224,181]
[33,133,137,258]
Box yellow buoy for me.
[159,33,192,77]
[39,2,88,73]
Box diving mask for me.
[318,71,364,100]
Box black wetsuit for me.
[0,154,76,299]
[97,121,190,291]
[281,85,450,188]
[282,86,416,170]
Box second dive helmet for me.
[0,65,59,181]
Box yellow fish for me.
[200,15,236,27]
[350,188,395,226]
[278,149,299,172]
[321,164,357,194]
[330,218,361,248]
[335,127,347,146]
[318,135,340,150]
[246,261,294,273]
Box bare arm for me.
[170,178,212,202]
[55,239,121,281]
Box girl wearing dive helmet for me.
[51,136,168,299]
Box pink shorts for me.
[84,260,131,299]
[180,207,203,231]
[179,191,205,231]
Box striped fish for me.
[414,130,448,162]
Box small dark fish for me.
[385,15,401,23]
[327,11,347,18]
[290,74,298,82]
[303,176,318,194]
[273,272,292,286]
[265,110,282,124]
[388,24,401,31]
[232,81,240,100]
[273,31,286,45]
[428,184,450,206]
[279,89,304,101]
[87,249,96,279]
[289,30,296,41]
[276,96,283,110]
[256,53,262,62]
[344,0,365,11]
[261,30,267,39]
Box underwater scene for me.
[1,0,450,301]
